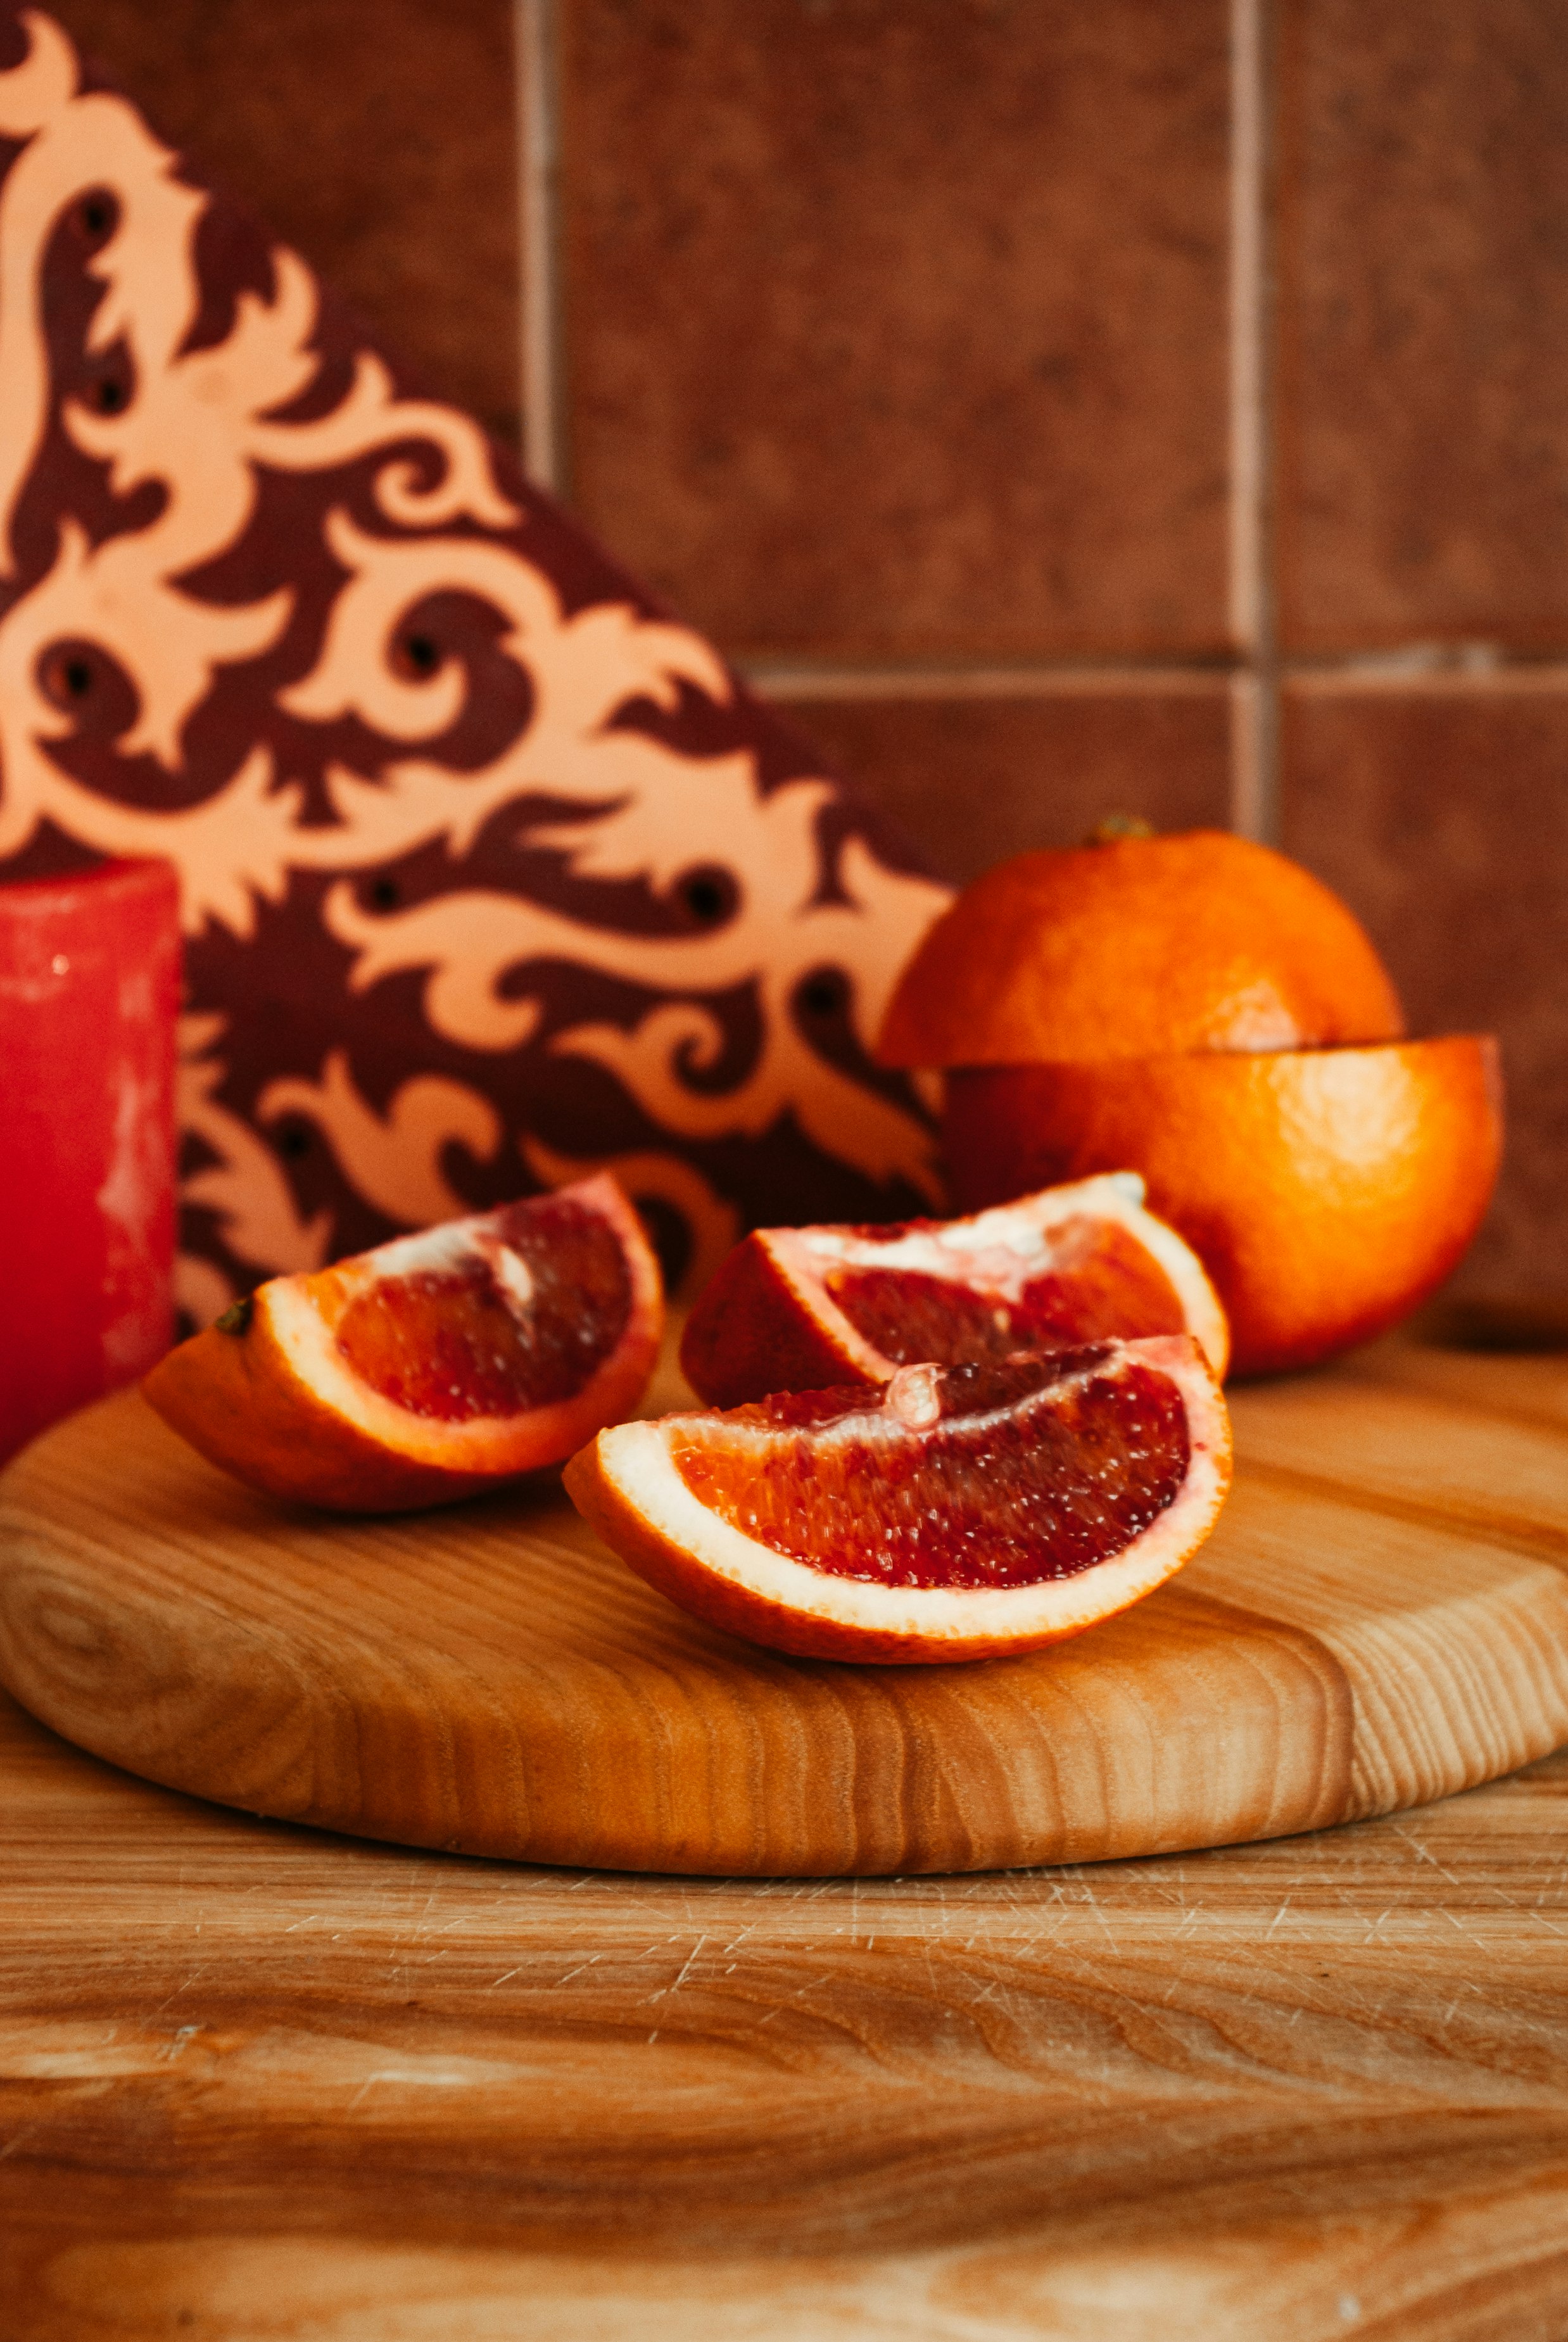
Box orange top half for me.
[876,829,1406,1069]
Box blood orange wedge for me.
[143,1176,662,1511]
[564,1338,1231,1664]
[680,1174,1229,1406]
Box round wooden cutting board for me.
[3,1350,1568,1876]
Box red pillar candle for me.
[0,859,181,1464]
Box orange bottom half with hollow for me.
[944,1036,1502,1378]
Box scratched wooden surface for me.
[4,1334,1568,2338]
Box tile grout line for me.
[1228,0,1279,843]
[1283,657,1568,693]
[515,0,567,496]
[741,662,1237,701]
[739,652,1568,702]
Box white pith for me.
[597,1334,1230,1643]
[767,1174,1229,1379]
[350,1219,493,1282]
[262,1176,658,1471]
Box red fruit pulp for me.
[669,1348,1192,1591]
[334,1194,633,1420]
[824,1216,1186,1367]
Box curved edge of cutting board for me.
[3,1385,1568,1877]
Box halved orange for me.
[143,1175,663,1510]
[565,1337,1232,1664]
[877,829,1406,1069]
[681,1174,1228,1403]
[945,1039,1503,1377]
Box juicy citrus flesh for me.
[876,829,1406,1069]
[669,1350,1191,1591]
[333,1194,633,1421]
[565,1332,1232,1663]
[142,1174,664,1510]
[822,1217,1186,1368]
[679,1175,1229,1405]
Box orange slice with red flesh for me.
[680,1174,1229,1405]
[143,1175,663,1511]
[565,1336,1232,1664]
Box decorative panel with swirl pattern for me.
[0,7,951,1318]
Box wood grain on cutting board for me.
[2,1332,1567,1875]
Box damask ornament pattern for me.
[0,6,951,1318]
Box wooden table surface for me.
[6,1332,1568,2341]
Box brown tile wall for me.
[560,0,1233,664]
[1272,0,1568,1300]
[45,0,523,444]
[793,687,1234,887]
[35,0,1568,1298]
[1277,0,1568,655]
[1282,681,1568,1300]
